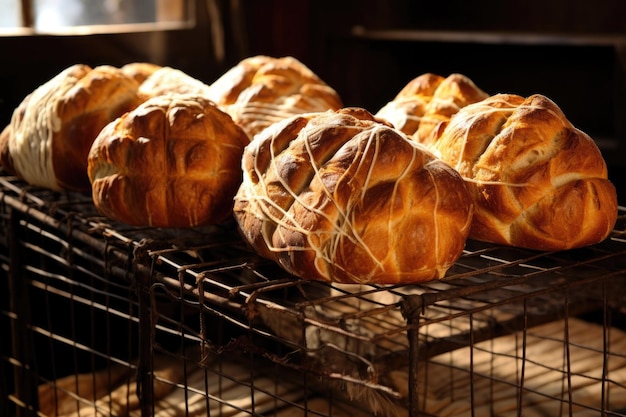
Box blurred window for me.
[0,0,190,33]
[0,0,21,28]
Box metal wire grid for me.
[146,233,626,415]
[2,171,626,416]
[0,182,142,416]
[140,204,626,414]
[0,174,379,416]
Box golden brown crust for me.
[88,94,249,228]
[53,65,145,191]
[0,125,15,175]
[375,73,445,137]
[3,64,144,191]
[234,108,474,284]
[138,66,212,98]
[206,55,271,106]
[416,73,490,146]
[207,55,343,139]
[433,93,618,250]
[120,62,162,84]
[376,73,489,147]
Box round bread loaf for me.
[0,64,145,191]
[376,73,488,147]
[206,55,343,139]
[431,93,618,250]
[88,94,249,228]
[234,108,474,284]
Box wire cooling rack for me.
[2,170,626,416]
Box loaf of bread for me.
[376,73,489,147]
[0,124,16,176]
[120,62,163,84]
[206,55,343,139]
[138,66,212,98]
[0,64,145,191]
[431,93,618,250]
[375,73,445,138]
[233,108,474,284]
[88,94,249,228]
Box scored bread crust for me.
[376,73,489,147]
[88,94,249,228]
[432,93,618,250]
[3,64,145,191]
[207,55,343,139]
[234,108,474,284]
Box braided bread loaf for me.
[233,108,474,284]
[431,93,617,250]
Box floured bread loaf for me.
[0,64,145,191]
[88,94,249,228]
[206,55,343,139]
[376,73,488,147]
[233,108,474,284]
[432,93,618,250]
[138,66,213,98]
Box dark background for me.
[1,0,625,196]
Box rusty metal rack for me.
[1,169,626,416]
